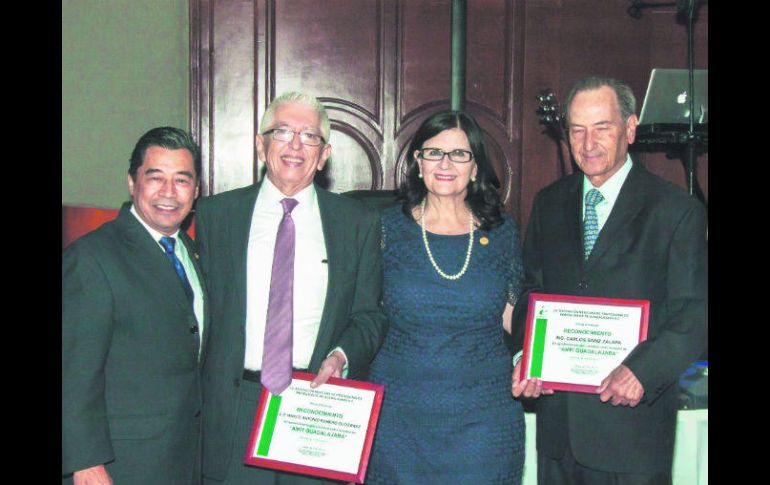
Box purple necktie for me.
[261,198,299,395]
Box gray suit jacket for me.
[62,203,208,484]
[194,183,388,480]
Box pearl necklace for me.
[420,199,475,280]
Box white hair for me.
[259,91,331,141]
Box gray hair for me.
[259,91,331,141]
[564,76,636,123]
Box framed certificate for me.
[519,293,649,393]
[244,372,384,483]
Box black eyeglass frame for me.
[417,147,475,163]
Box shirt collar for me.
[582,154,633,205]
[257,177,317,213]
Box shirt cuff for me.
[512,350,523,367]
[328,347,349,379]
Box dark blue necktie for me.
[159,236,195,305]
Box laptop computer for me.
[638,68,708,126]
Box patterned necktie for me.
[583,188,604,260]
[261,198,299,395]
[159,236,195,304]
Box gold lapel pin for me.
[479,236,489,246]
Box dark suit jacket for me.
[62,203,208,484]
[511,163,707,473]
[194,182,388,480]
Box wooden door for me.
[191,0,525,218]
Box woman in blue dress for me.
[366,111,525,485]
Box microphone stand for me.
[683,0,707,206]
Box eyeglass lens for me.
[420,148,473,162]
[268,128,324,146]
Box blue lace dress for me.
[366,205,525,485]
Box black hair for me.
[128,127,202,181]
[399,110,503,231]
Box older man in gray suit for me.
[195,92,388,485]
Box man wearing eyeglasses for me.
[194,92,388,484]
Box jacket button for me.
[233,378,240,388]
[194,410,201,417]
[190,325,199,334]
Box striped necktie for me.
[159,236,195,304]
[583,188,604,260]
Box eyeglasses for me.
[263,128,326,147]
[418,147,474,163]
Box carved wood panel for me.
[191,0,524,218]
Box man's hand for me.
[597,364,644,407]
[511,360,554,399]
[73,464,112,485]
[310,351,346,388]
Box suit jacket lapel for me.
[229,184,262,329]
[565,176,585,267]
[310,186,344,369]
[116,205,194,315]
[585,164,646,269]
[180,232,209,362]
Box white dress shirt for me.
[244,179,329,371]
[130,205,205,356]
[582,155,634,232]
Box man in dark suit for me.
[62,127,208,484]
[195,92,388,485]
[511,76,707,485]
